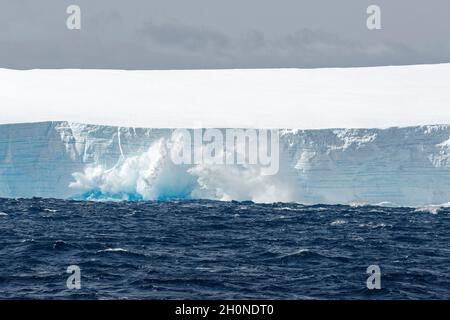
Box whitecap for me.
[349,202,368,208]
[330,219,347,226]
[414,202,450,214]
[97,248,129,253]
[278,248,310,258]
[359,222,390,229]
[273,207,298,211]
[372,201,400,208]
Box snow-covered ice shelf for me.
[1,64,450,129]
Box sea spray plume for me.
[188,164,294,203]
[69,139,196,200]
[170,128,280,176]
[170,129,291,202]
[69,131,292,202]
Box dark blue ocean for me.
[0,198,449,300]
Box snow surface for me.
[1,64,450,129]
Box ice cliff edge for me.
[1,121,450,206]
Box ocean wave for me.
[330,219,347,226]
[97,248,129,253]
[414,202,450,214]
[358,222,391,229]
[1,197,450,299]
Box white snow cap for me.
[1,64,450,129]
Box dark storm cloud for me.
[0,0,449,69]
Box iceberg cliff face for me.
[1,121,450,206]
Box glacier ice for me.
[1,121,450,206]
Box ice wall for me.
[1,121,450,206]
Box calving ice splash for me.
[69,128,281,202]
[170,129,279,175]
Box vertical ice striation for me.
[1,121,450,206]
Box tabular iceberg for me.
[1,121,450,206]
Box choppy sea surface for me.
[0,198,449,300]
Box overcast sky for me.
[1,0,450,69]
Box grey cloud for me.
[0,0,449,69]
[138,22,233,54]
[134,22,422,69]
